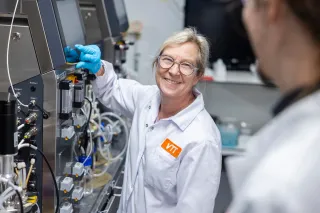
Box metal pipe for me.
[0,155,14,178]
[0,155,15,193]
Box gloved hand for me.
[64,46,79,63]
[75,44,102,74]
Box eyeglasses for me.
[157,55,198,76]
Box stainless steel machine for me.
[0,0,128,212]
[78,0,131,78]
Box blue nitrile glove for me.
[75,44,102,74]
[64,46,79,63]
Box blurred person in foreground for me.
[227,0,320,212]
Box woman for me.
[227,0,320,212]
[66,28,221,213]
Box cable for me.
[0,190,16,210]
[22,167,26,190]
[83,97,93,150]
[35,104,50,119]
[0,178,23,212]
[81,91,128,174]
[18,145,59,213]
[84,97,92,134]
[15,168,22,187]
[19,170,22,187]
[35,202,40,213]
[90,119,107,142]
[6,0,28,107]
[89,119,110,177]
[0,177,22,192]
[1,187,12,197]
[18,124,25,130]
[0,187,13,203]
[80,129,93,167]
[25,158,35,188]
[19,110,27,117]
[18,139,25,146]
[80,146,86,155]
[100,112,129,161]
[72,139,79,161]
[15,189,24,213]
[78,108,94,166]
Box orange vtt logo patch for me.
[161,138,182,158]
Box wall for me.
[197,82,281,132]
[123,0,281,129]
[124,0,185,85]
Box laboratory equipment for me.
[78,156,93,196]
[217,118,240,148]
[0,0,129,212]
[0,95,17,190]
[59,80,74,120]
[73,82,85,109]
[79,0,131,77]
[78,0,129,44]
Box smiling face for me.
[155,42,201,100]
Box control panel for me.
[10,74,45,208]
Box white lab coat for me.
[227,90,320,213]
[91,61,222,213]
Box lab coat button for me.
[146,124,148,127]
[150,127,154,130]
[148,106,151,109]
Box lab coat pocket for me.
[145,147,179,191]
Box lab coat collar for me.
[169,88,205,131]
[272,87,301,116]
[273,84,320,116]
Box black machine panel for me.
[79,0,129,40]
[9,75,44,211]
[104,0,129,37]
[53,0,86,48]
[105,0,129,36]
[37,0,86,69]
[185,0,255,70]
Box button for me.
[145,124,148,127]
[30,86,36,92]
[150,127,154,130]
[148,106,151,109]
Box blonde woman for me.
[66,28,221,213]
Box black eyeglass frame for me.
[157,55,199,76]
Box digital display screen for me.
[113,0,128,31]
[104,0,129,36]
[54,0,86,48]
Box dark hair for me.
[286,0,320,43]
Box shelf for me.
[78,157,124,213]
[222,135,251,156]
[201,68,263,85]
[222,147,245,156]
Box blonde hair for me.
[153,27,210,76]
